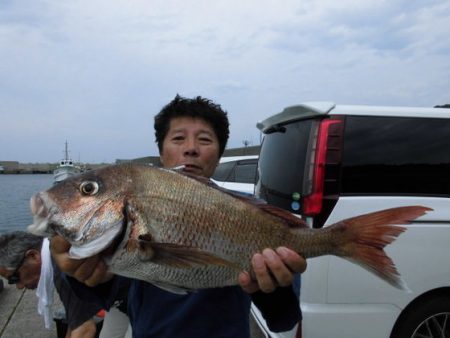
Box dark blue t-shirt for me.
[128,281,251,338]
[69,275,301,338]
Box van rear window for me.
[256,119,314,214]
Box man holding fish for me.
[48,95,307,337]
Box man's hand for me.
[238,247,307,293]
[68,318,97,338]
[50,235,113,287]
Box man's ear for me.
[25,249,41,264]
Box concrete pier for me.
[0,280,267,338]
[0,282,57,338]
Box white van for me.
[251,103,450,338]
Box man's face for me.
[160,116,220,178]
[0,251,41,290]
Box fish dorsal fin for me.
[164,167,221,189]
[217,189,308,229]
[256,203,308,228]
[171,168,220,187]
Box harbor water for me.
[0,174,53,234]
[0,175,58,337]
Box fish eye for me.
[80,181,99,196]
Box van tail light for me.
[302,118,342,216]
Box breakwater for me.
[0,162,110,174]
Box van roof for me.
[257,102,450,133]
[219,155,258,163]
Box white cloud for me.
[0,0,449,162]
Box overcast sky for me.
[1,0,449,163]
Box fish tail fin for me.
[331,206,432,290]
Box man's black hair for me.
[154,95,230,157]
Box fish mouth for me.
[28,193,58,237]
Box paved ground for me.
[0,280,267,338]
[0,282,57,338]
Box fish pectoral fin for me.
[138,240,238,269]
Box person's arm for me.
[67,319,97,338]
[239,247,306,331]
[51,234,122,311]
[250,285,301,332]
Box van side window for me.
[342,116,450,196]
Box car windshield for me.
[212,159,258,184]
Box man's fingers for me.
[49,235,71,254]
[262,248,293,287]
[83,261,112,287]
[72,256,102,283]
[252,253,277,293]
[276,247,307,274]
[240,247,307,294]
[238,271,260,294]
[49,235,113,287]
[49,235,83,274]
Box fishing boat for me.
[53,141,82,183]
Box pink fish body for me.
[28,164,431,293]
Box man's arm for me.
[67,319,97,338]
[52,254,102,336]
[51,235,125,312]
[239,247,306,332]
[250,285,301,332]
[50,236,113,286]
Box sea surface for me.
[0,174,53,234]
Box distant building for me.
[115,146,261,166]
[222,145,260,157]
[115,157,161,166]
[435,104,450,108]
[18,163,54,174]
[0,161,20,174]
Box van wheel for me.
[391,296,450,338]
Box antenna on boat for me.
[64,140,70,161]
